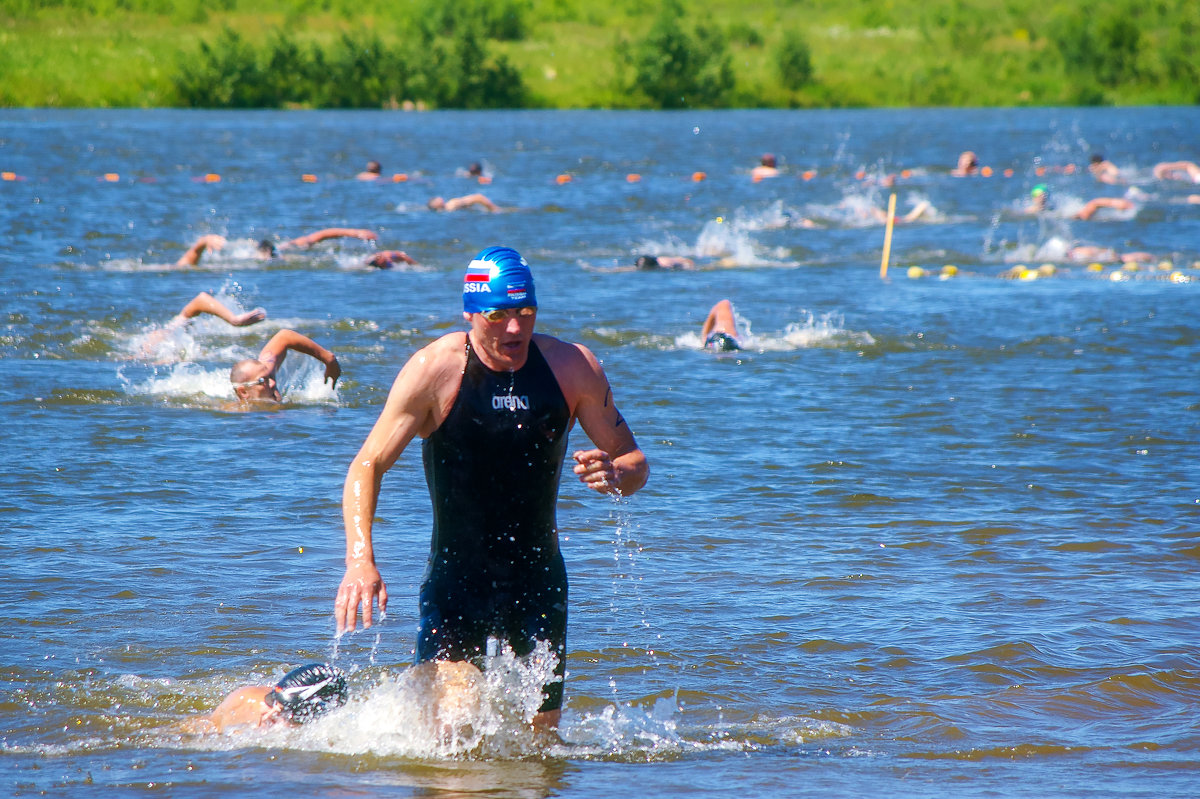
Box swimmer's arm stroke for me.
[335,337,453,633]
[258,329,341,387]
[286,228,378,249]
[555,339,649,497]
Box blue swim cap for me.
[463,246,537,314]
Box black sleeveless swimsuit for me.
[418,337,571,711]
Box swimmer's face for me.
[232,365,280,403]
[465,306,537,371]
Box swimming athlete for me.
[176,229,378,265]
[427,193,499,212]
[335,246,649,730]
[230,329,340,404]
[189,663,349,734]
[700,299,741,352]
[635,255,695,270]
[139,291,266,358]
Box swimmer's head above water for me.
[463,245,537,315]
[230,358,281,402]
[257,240,277,259]
[264,663,349,723]
[704,332,741,352]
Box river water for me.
[2,107,1199,797]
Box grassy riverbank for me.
[1,0,1197,108]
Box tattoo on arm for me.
[604,387,612,408]
[614,412,626,430]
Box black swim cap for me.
[636,255,659,269]
[265,663,348,723]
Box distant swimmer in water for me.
[751,153,780,181]
[175,234,228,267]
[140,291,266,358]
[870,198,933,224]
[1066,245,1153,264]
[176,230,378,265]
[230,328,340,404]
[356,160,383,181]
[1025,185,1134,219]
[255,228,380,259]
[1152,160,1200,183]
[366,250,420,269]
[951,150,979,177]
[184,663,349,734]
[427,193,499,212]
[165,291,265,330]
[635,255,695,270]
[1088,154,1121,184]
[700,299,741,352]
[1073,196,1135,221]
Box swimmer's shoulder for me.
[536,334,607,398]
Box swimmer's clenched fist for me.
[573,448,623,493]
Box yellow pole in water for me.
[880,192,897,279]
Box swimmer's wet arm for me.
[336,343,446,631]
[259,330,340,386]
[288,228,378,247]
[174,234,226,266]
[569,348,648,496]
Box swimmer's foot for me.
[234,308,267,326]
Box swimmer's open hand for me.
[335,561,387,634]
[573,448,620,494]
[233,307,267,327]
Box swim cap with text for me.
[463,246,537,314]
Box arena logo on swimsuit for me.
[493,394,530,411]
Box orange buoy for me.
[692,171,706,182]
[301,174,318,183]
[556,174,572,184]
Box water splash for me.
[603,495,661,709]
[674,310,873,352]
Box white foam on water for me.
[675,310,873,352]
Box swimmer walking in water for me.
[334,246,648,730]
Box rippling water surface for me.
[2,108,1199,797]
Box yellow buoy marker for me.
[880,193,897,279]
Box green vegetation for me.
[1,0,1197,108]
